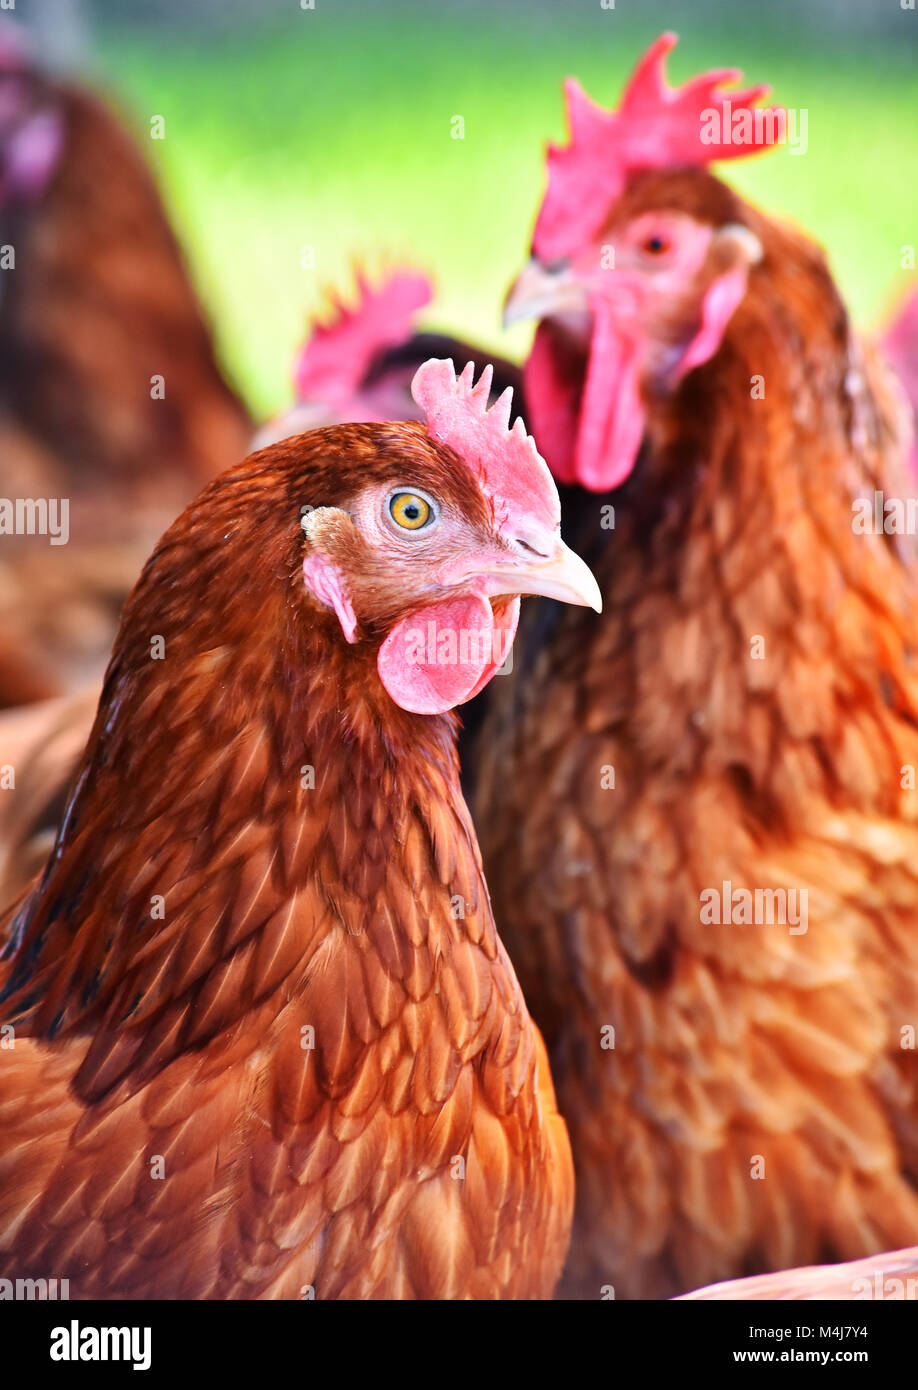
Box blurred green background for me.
[20,0,918,418]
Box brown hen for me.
[467,34,918,1298]
[0,359,595,1299]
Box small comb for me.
[294,269,433,405]
[411,358,559,535]
[534,31,783,261]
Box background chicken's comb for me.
[294,269,433,405]
[0,22,64,207]
[534,30,782,261]
[412,358,559,534]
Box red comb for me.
[534,31,782,261]
[411,358,559,535]
[294,269,433,405]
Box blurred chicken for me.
[0,690,94,907]
[0,28,251,706]
[255,268,521,447]
[467,33,918,1298]
[0,359,597,1299]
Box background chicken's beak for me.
[503,258,587,327]
[484,539,602,612]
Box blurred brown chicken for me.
[0,359,597,1299]
[0,690,94,907]
[0,29,251,706]
[467,34,918,1298]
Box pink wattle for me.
[524,316,645,493]
[377,591,518,715]
[523,324,585,486]
[524,268,751,493]
[464,596,520,701]
[575,310,645,491]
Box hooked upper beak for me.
[503,258,589,328]
[479,536,602,612]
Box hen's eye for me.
[389,491,433,531]
[641,234,670,256]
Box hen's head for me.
[124,358,598,728]
[300,358,599,713]
[506,32,781,491]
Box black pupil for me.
[647,236,665,252]
[404,502,420,520]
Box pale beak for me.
[503,258,589,328]
[481,538,602,612]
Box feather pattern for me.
[0,425,574,1299]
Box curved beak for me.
[481,537,602,612]
[503,258,588,328]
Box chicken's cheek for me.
[378,591,517,715]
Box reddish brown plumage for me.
[0,62,251,705]
[468,169,918,1297]
[0,423,573,1299]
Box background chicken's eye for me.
[641,234,670,256]
[389,491,433,531]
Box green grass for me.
[89,7,918,418]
